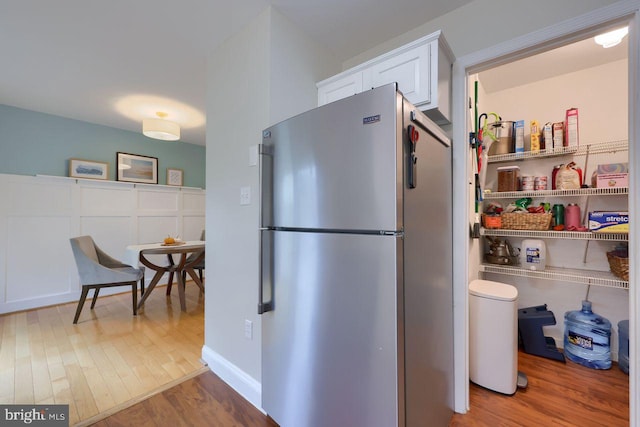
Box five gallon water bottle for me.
[563,300,611,369]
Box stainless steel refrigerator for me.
[259,83,453,427]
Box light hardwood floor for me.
[0,283,205,426]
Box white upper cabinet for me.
[317,30,454,125]
[317,72,363,106]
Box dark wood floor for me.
[91,370,277,427]
[450,351,629,427]
[92,351,629,426]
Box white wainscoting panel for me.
[138,216,180,244]
[9,175,73,216]
[183,191,206,212]
[80,216,135,260]
[0,174,205,314]
[138,187,180,212]
[183,215,206,241]
[80,185,135,216]
[6,216,72,301]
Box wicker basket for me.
[500,212,552,230]
[607,251,629,281]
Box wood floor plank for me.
[0,313,16,403]
[65,362,100,421]
[83,365,117,413]
[14,312,30,359]
[14,356,34,403]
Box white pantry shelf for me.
[480,264,628,290]
[484,187,628,200]
[481,228,628,241]
[486,140,628,163]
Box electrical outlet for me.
[244,319,253,340]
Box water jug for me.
[618,320,629,374]
[520,239,546,270]
[563,301,611,369]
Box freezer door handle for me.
[410,109,451,147]
[259,143,274,229]
[258,229,274,314]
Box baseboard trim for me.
[201,345,263,412]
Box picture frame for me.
[69,158,109,180]
[166,168,184,186]
[116,152,158,184]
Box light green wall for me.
[0,104,206,188]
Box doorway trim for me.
[451,0,640,422]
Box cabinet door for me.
[317,72,363,106]
[364,42,431,107]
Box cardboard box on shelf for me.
[595,163,629,188]
[565,108,579,147]
[515,120,525,155]
[589,211,629,233]
[552,122,564,151]
[530,120,541,152]
[597,173,629,188]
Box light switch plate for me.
[240,186,251,205]
[249,145,258,166]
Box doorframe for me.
[451,0,640,422]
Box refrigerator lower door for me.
[262,230,401,427]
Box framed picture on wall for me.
[69,158,109,180]
[166,168,184,186]
[116,152,158,184]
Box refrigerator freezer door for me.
[262,84,402,232]
[262,230,401,427]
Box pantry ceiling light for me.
[594,27,629,48]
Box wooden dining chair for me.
[69,235,144,324]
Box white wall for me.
[203,6,340,408]
[344,0,619,70]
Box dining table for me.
[124,240,205,312]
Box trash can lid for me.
[469,279,518,301]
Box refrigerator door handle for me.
[258,229,274,314]
[259,140,274,314]
[259,142,274,228]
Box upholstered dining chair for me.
[167,229,206,296]
[69,235,144,324]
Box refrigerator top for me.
[260,83,448,233]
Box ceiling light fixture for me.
[142,112,180,141]
[594,26,629,48]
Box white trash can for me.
[469,279,518,394]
